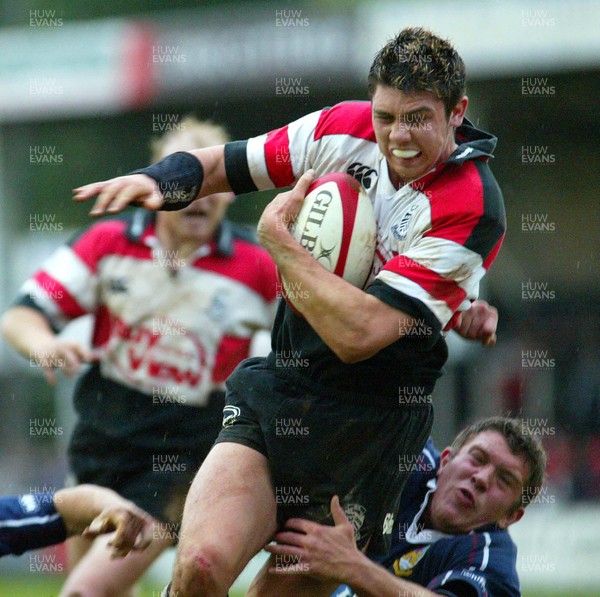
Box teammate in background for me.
[1,117,277,596]
[73,28,505,597]
[1,485,153,558]
[267,417,547,597]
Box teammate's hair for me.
[151,116,230,161]
[367,27,466,116]
[449,417,547,510]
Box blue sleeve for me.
[427,532,521,597]
[0,494,67,557]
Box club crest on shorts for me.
[222,405,241,427]
[343,503,366,541]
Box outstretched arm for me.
[55,485,154,557]
[1,306,96,384]
[73,145,230,215]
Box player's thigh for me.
[59,527,172,597]
[176,441,277,579]
[247,554,339,597]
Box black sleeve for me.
[224,140,258,195]
[367,279,442,349]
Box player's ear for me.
[498,505,525,529]
[437,447,453,474]
[449,96,468,128]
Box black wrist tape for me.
[131,151,204,211]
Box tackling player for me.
[267,417,547,597]
[73,28,505,597]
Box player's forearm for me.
[54,486,102,535]
[271,233,407,363]
[346,553,438,597]
[189,145,233,196]
[54,485,130,536]
[0,306,56,360]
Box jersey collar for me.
[126,209,235,257]
[405,478,454,545]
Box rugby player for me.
[74,28,505,597]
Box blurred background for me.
[0,0,598,595]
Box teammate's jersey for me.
[224,101,505,401]
[0,494,66,557]
[16,210,277,443]
[332,440,521,597]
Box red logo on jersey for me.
[108,316,207,389]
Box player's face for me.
[371,85,468,188]
[158,192,233,245]
[430,431,528,533]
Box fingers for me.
[295,169,316,194]
[52,342,94,379]
[330,495,348,526]
[73,181,110,202]
[84,508,154,558]
[286,170,316,207]
[73,175,161,216]
[265,544,308,576]
[476,303,498,347]
[480,306,498,334]
[133,517,154,551]
[90,179,135,216]
[36,340,98,383]
[482,332,497,347]
[271,529,307,547]
[100,178,160,215]
[108,516,144,558]
[84,514,111,537]
[456,301,498,346]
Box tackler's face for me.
[371,85,467,188]
[160,192,233,245]
[430,431,528,533]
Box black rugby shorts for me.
[215,356,433,556]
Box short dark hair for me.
[450,417,547,509]
[367,27,466,116]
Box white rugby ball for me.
[291,172,376,288]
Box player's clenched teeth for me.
[392,149,421,159]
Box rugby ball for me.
[291,172,376,288]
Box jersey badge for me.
[391,204,418,241]
[393,545,430,577]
